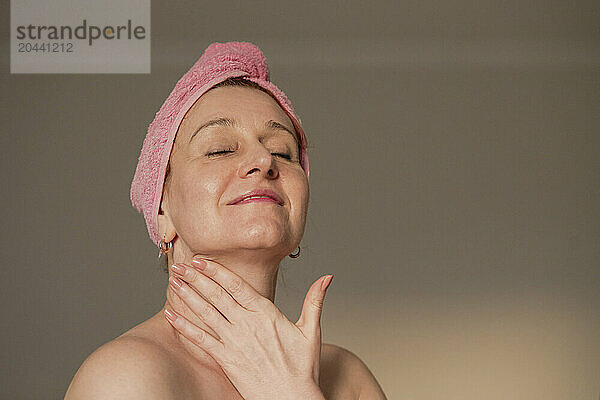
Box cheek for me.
[287,172,309,220]
[170,168,223,223]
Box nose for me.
[237,142,279,180]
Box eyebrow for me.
[264,120,297,143]
[189,116,298,144]
[189,117,235,143]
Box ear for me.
[157,193,177,242]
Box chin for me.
[235,218,293,250]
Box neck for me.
[160,245,286,370]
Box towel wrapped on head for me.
[130,41,310,247]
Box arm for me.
[64,337,179,400]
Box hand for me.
[164,255,334,400]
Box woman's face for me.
[161,85,309,259]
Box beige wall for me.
[1,1,598,399]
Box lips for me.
[227,189,284,206]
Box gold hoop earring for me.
[289,246,301,258]
[158,233,173,258]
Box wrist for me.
[266,379,326,400]
[298,382,326,400]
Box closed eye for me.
[207,149,234,156]
[207,150,292,160]
[273,153,292,160]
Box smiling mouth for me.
[228,189,284,206]
[233,196,281,205]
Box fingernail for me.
[321,275,334,291]
[171,264,186,275]
[164,308,177,322]
[192,258,207,270]
[169,276,183,291]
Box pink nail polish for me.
[169,276,183,290]
[171,263,186,275]
[164,308,177,322]
[321,275,334,291]
[192,258,207,271]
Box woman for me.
[65,41,387,400]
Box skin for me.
[64,86,387,400]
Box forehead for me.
[176,85,295,143]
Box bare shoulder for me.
[64,336,184,400]
[321,343,388,400]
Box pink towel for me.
[130,41,310,247]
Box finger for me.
[164,308,227,362]
[170,264,238,326]
[169,275,231,338]
[296,275,333,339]
[192,256,267,313]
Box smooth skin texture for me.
[65,86,387,400]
